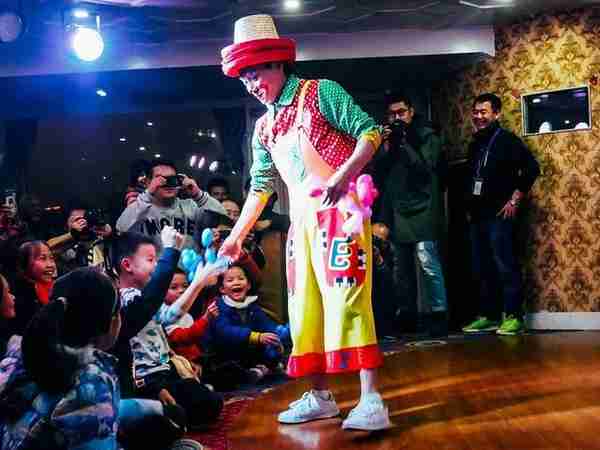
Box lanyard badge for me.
[472,128,501,197]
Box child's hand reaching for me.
[202,301,219,321]
[194,258,228,284]
[161,226,184,250]
[259,332,281,347]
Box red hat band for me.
[221,38,296,78]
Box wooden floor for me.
[227,332,600,450]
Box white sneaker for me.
[278,390,340,424]
[341,395,391,431]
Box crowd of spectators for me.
[0,158,292,449]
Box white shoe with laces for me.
[341,394,391,431]
[278,390,340,424]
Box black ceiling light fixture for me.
[0,0,25,43]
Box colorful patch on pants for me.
[316,208,367,288]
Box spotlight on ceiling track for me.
[0,7,25,43]
[64,9,104,62]
[284,0,301,11]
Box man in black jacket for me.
[462,93,540,336]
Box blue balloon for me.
[205,247,217,264]
[180,249,197,270]
[201,228,213,248]
[187,268,196,283]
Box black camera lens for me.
[84,209,107,228]
[164,175,183,188]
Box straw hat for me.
[221,14,296,78]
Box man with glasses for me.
[218,14,390,431]
[374,93,448,337]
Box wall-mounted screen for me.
[521,86,591,136]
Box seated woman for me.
[11,240,57,336]
[0,267,122,450]
[210,264,290,385]
[0,273,16,357]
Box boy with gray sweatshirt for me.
[117,159,226,250]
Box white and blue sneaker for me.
[278,390,340,424]
[341,394,391,431]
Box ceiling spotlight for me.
[210,131,217,139]
[197,131,204,137]
[146,121,154,127]
[565,120,571,124]
[119,137,127,142]
[139,146,146,151]
[198,157,206,169]
[0,10,25,43]
[72,9,89,19]
[96,88,107,97]
[102,175,108,181]
[65,11,104,62]
[284,0,301,11]
[70,26,104,62]
[189,155,197,167]
[154,153,161,158]
[208,161,219,172]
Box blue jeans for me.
[397,241,447,314]
[469,217,522,320]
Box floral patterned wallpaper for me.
[432,7,600,312]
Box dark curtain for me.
[212,107,247,173]
[0,119,38,196]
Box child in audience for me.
[117,231,225,429]
[165,269,219,366]
[211,264,290,384]
[110,227,194,449]
[0,273,16,356]
[11,240,57,336]
[188,212,262,320]
[0,268,122,449]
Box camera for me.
[164,174,185,188]
[387,120,407,149]
[84,209,107,228]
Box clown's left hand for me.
[323,172,352,207]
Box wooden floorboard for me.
[227,332,600,450]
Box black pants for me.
[135,365,223,427]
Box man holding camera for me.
[48,203,113,275]
[117,159,226,250]
[375,93,448,337]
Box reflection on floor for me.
[197,331,600,450]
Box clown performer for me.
[219,14,390,431]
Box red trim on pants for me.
[287,344,383,378]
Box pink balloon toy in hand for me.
[310,174,378,237]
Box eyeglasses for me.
[387,108,409,120]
